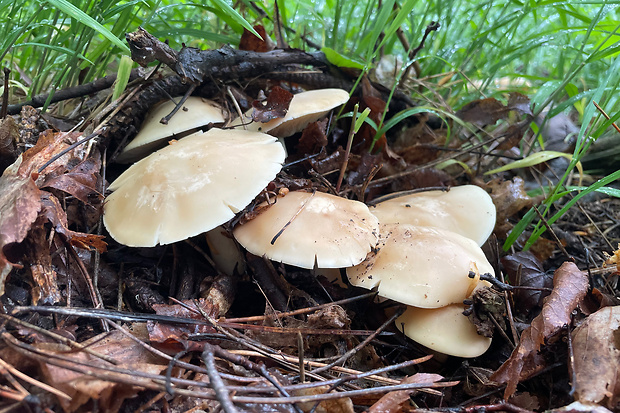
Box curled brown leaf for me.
[490,261,589,399]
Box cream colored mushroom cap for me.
[396,304,492,358]
[346,223,494,308]
[369,185,496,246]
[104,129,285,247]
[233,191,379,269]
[231,89,350,137]
[117,97,225,163]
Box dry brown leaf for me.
[239,24,275,52]
[0,116,19,170]
[41,156,102,203]
[507,92,532,116]
[252,85,294,123]
[297,119,328,155]
[368,373,444,413]
[292,385,354,413]
[147,298,218,347]
[491,261,589,399]
[502,251,553,317]
[38,328,166,413]
[0,160,42,295]
[18,130,82,178]
[39,192,106,252]
[456,97,510,125]
[572,306,620,409]
[487,177,533,237]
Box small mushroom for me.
[231,89,350,137]
[396,304,492,358]
[116,97,226,163]
[233,191,379,269]
[103,129,285,247]
[346,223,493,308]
[369,185,496,246]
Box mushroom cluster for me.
[231,185,496,357]
[103,89,497,359]
[348,186,496,357]
[103,88,350,250]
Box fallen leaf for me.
[0,159,42,295]
[147,298,218,347]
[502,251,553,317]
[18,130,83,179]
[239,24,274,52]
[368,373,444,413]
[572,306,620,409]
[296,119,328,155]
[37,328,166,413]
[490,261,589,399]
[292,385,354,413]
[41,156,102,203]
[457,97,510,125]
[486,177,533,238]
[252,86,294,123]
[0,116,19,170]
[39,192,106,253]
[507,92,532,116]
[497,124,526,150]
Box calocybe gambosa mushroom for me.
[116,97,226,163]
[232,88,350,137]
[346,223,493,308]
[233,191,379,269]
[103,129,285,247]
[369,185,496,246]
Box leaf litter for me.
[1,25,620,413]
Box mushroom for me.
[369,185,496,246]
[116,97,226,163]
[396,304,492,358]
[231,89,350,137]
[346,223,493,308]
[103,129,285,247]
[232,191,379,269]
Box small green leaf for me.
[112,55,133,101]
[354,108,371,133]
[485,150,583,182]
[321,47,365,69]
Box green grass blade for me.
[43,0,130,53]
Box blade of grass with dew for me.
[485,151,584,185]
[523,169,620,251]
[505,10,620,251]
[44,0,130,53]
[209,0,261,38]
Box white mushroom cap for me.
[233,191,379,269]
[104,129,285,247]
[369,185,496,246]
[346,223,493,308]
[116,97,226,163]
[396,304,492,358]
[231,89,350,137]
